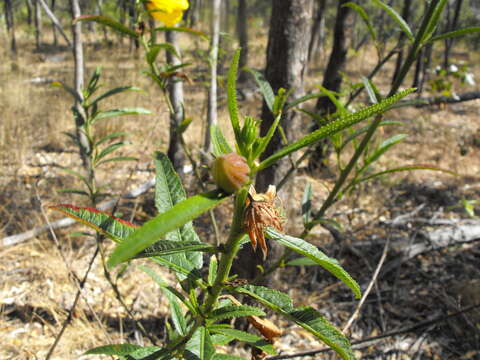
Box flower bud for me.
[211,153,249,193]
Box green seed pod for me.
[211,153,250,193]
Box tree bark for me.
[444,0,464,68]
[34,0,42,50]
[391,0,412,84]
[165,30,187,175]
[26,0,33,26]
[234,0,313,283]
[4,0,17,55]
[236,0,249,83]
[203,0,221,154]
[308,0,327,64]
[50,0,57,45]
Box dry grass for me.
[1,24,480,360]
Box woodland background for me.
[1,0,480,359]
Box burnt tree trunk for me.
[34,0,42,50]
[234,0,313,283]
[308,0,351,171]
[50,0,57,46]
[166,30,186,175]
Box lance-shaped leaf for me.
[265,228,361,298]
[75,15,138,38]
[227,49,242,147]
[245,68,275,112]
[89,86,143,107]
[154,152,204,273]
[429,26,480,42]
[84,344,161,356]
[108,190,228,268]
[185,327,215,360]
[92,108,152,123]
[371,0,414,42]
[234,285,354,360]
[208,327,276,355]
[257,88,416,171]
[209,305,266,322]
[135,240,215,259]
[49,204,137,242]
[210,125,233,157]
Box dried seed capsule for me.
[211,153,249,193]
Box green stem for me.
[204,187,248,313]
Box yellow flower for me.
[146,0,189,27]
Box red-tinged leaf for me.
[74,15,138,38]
[49,204,138,242]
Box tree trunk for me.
[165,30,186,175]
[444,0,464,68]
[50,0,57,46]
[37,0,72,48]
[391,0,412,84]
[234,0,313,283]
[236,0,249,83]
[4,0,17,55]
[70,0,92,181]
[34,0,42,50]
[26,0,33,26]
[308,0,327,64]
[203,0,221,154]
[308,0,351,171]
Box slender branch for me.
[37,0,72,47]
[342,239,389,333]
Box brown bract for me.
[244,185,284,260]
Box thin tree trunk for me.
[70,0,92,182]
[391,0,412,84]
[50,0,57,45]
[165,30,186,175]
[203,0,221,154]
[26,0,33,26]
[235,0,313,283]
[236,0,249,83]
[37,0,72,47]
[444,0,464,68]
[34,0,42,50]
[4,0,17,55]
[308,0,327,64]
[95,0,109,43]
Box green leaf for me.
[422,0,448,43]
[234,285,293,310]
[371,0,414,42]
[257,88,415,171]
[343,2,377,43]
[96,156,138,166]
[429,26,480,42]
[154,152,204,272]
[90,86,142,107]
[125,346,167,359]
[227,49,242,147]
[208,327,275,355]
[208,255,218,286]
[84,344,141,356]
[361,77,380,104]
[75,15,138,38]
[153,26,208,39]
[95,131,129,146]
[286,257,318,266]
[147,43,179,65]
[56,188,89,196]
[95,141,130,162]
[339,120,401,152]
[234,285,355,360]
[51,81,82,103]
[365,133,407,166]
[287,306,355,360]
[210,125,233,157]
[61,167,92,193]
[92,108,152,122]
[209,305,266,322]
[49,204,137,242]
[213,354,246,360]
[185,327,215,360]
[245,68,274,112]
[265,228,361,299]
[139,265,195,314]
[251,112,282,161]
[108,190,229,268]
[285,92,323,111]
[302,182,313,225]
[135,240,214,258]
